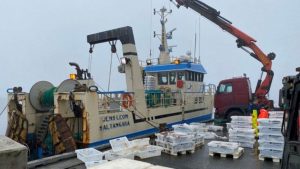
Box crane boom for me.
[175,0,275,105]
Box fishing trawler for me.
[5,7,214,160]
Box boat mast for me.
[154,7,174,65]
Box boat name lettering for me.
[100,114,130,131]
[103,114,129,122]
[100,121,130,131]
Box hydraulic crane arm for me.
[174,0,275,105]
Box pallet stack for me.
[172,123,205,147]
[258,118,284,162]
[228,116,256,148]
[155,131,196,156]
[208,141,244,159]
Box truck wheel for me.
[227,110,242,122]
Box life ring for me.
[177,80,184,88]
[122,93,133,108]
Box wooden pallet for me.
[259,155,281,163]
[162,149,195,156]
[209,147,244,159]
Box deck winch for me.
[29,80,81,112]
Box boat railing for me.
[140,56,196,66]
[204,84,216,95]
[145,90,182,108]
[97,91,135,112]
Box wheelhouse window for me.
[191,72,195,81]
[169,72,176,85]
[158,72,168,85]
[218,83,233,93]
[200,73,204,82]
[184,71,204,82]
[177,72,185,80]
[186,71,194,81]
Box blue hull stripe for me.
[88,113,212,147]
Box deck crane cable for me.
[0,102,8,117]
[93,81,161,130]
[88,44,95,82]
[90,42,160,129]
[107,41,121,91]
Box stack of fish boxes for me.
[155,131,196,155]
[269,111,284,119]
[207,141,244,159]
[229,116,256,148]
[172,123,205,147]
[258,119,284,161]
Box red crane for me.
[174,0,275,106]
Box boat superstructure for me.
[5,7,214,160]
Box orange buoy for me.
[122,93,133,108]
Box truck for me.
[174,0,275,122]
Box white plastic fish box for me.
[165,132,193,144]
[231,120,252,126]
[172,123,197,135]
[130,138,150,147]
[258,140,284,150]
[230,124,253,129]
[229,134,255,142]
[258,148,283,159]
[258,126,281,135]
[85,160,108,168]
[229,128,255,134]
[75,148,103,163]
[92,158,153,169]
[231,116,252,122]
[166,141,196,152]
[155,132,168,142]
[109,137,132,152]
[229,129,255,137]
[258,119,283,127]
[208,141,239,154]
[136,145,163,159]
[155,139,168,148]
[104,150,135,161]
[207,125,223,132]
[269,111,284,118]
[229,140,255,148]
[258,133,284,142]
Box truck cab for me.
[214,77,252,121]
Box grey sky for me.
[0,0,299,134]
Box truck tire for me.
[227,110,242,122]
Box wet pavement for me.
[141,141,280,169]
[30,141,281,169]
